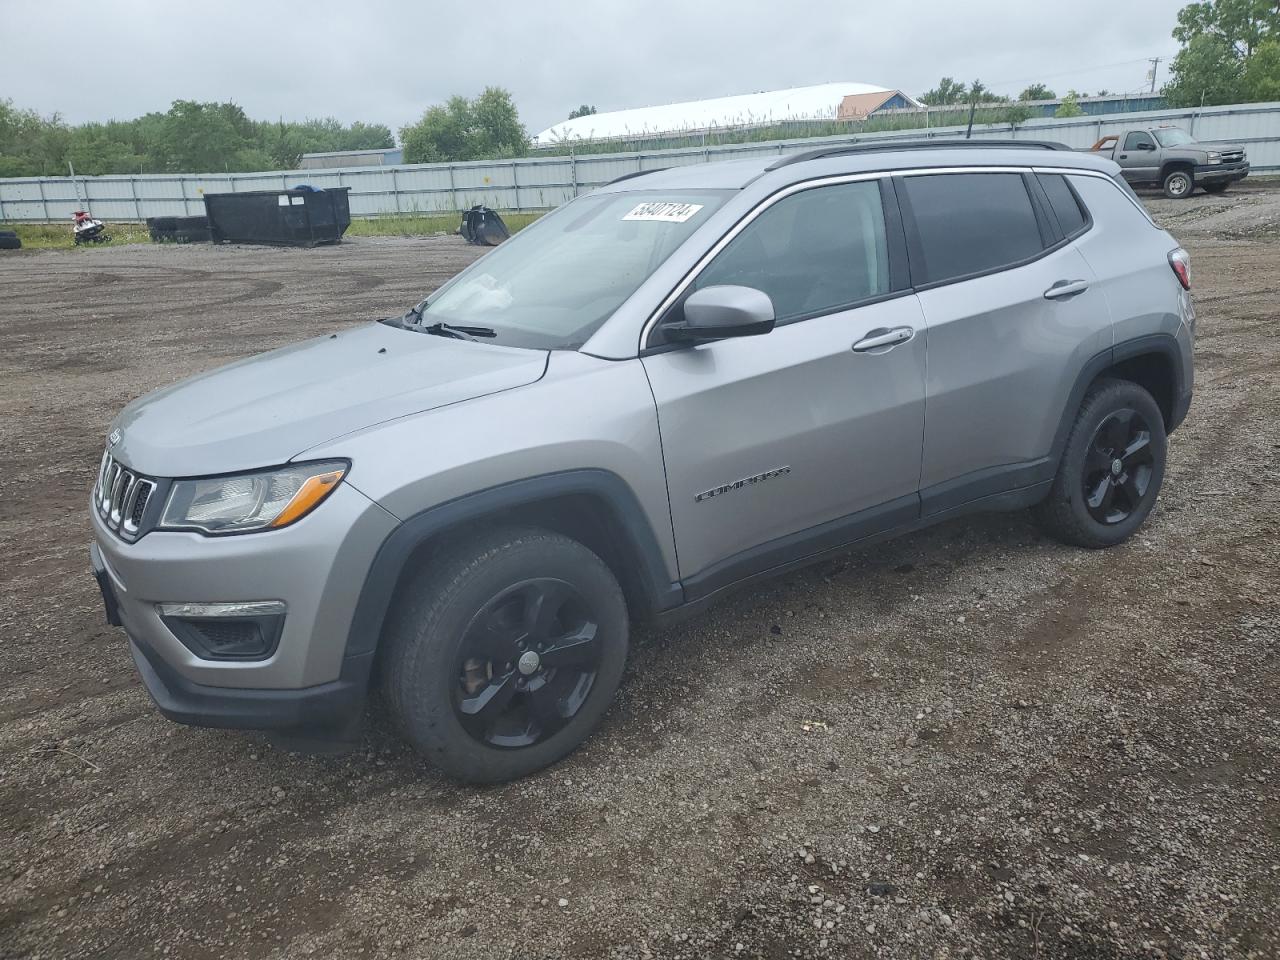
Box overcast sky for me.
[4,0,1181,137]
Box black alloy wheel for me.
[1082,408,1155,524]
[1032,377,1168,549]
[454,578,603,748]
[383,526,629,782]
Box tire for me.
[1033,378,1167,549]
[1203,182,1230,195]
[1162,168,1194,199]
[383,526,629,783]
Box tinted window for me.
[1038,173,1088,236]
[1124,131,1155,150]
[901,173,1044,284]
[691,180,890,323]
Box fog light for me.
[157,601,285,660]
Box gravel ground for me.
[1,183,1278,960]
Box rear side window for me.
[692,180,890,323]
[1038,173,1088,237]
[900,173,1045,285]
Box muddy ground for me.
[1,182,1277,960]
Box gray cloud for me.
[4,0,1180,138]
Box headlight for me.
[160,461,348,534]
[1206,151,1222,163]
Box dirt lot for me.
[1,183,1278,960]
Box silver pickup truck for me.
[1090,125,1248,199]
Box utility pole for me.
[1147,57,1162,94]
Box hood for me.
[109,323,547,477]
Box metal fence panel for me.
[2,102,1278,223]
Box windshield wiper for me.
[420,321,497,341]
[384,298,496,340]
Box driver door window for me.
[1124,132,1155,151]
[689,179,891,324]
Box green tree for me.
[160,100,254,171]
[1243,39,1280,98]
[1019,83,1056,101]
[401,96,473,163]
[920,77,967,105]
[400,87,528,163]
[568,104,597,119]
[0,97,397,176]
[1174,0,1280,57]
[1165,0,1280,105]
[1054,92,1085,117]
[1164,33,1247,104]
[1002,103,1034,128]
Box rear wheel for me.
[1203,182,1230,195]
[383,526,629,783]
[1033,378,1167,548]
[1162,168,1194,199]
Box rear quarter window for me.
[900,172,1046,285]
[1037,173,1089,237]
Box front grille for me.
[94,450,157,541]
[1220,151,1245,163]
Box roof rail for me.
[766,139,1073,170]
[607,167,670,185]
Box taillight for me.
[1169,247,1191,290]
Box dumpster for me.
[203,187,351,246]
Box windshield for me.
[1153,127,1194,147]
[419,189,729,349]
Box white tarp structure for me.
[534,82,916,145]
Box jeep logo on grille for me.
[108,429,122,446]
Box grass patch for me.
[7,222,151,250]
[345,211,544,238]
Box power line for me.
[986,56,1167,90]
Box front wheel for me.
[1033,378,1167,549]
[382,526,629,783]
[1163,168,1194,199]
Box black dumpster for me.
[203,187,351,247]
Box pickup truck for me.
[1089,125,1248,199]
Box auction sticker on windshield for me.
[622,201,704,223]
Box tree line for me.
[0,99,394,178]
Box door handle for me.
[852,326,914,352]
[1044,279,1090,300]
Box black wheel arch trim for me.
[1051,333,1188,460]
[341,469,682,663]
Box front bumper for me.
[93,540,367,731]
[90,480,398,736]
[1195,160,1249,183]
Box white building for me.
[534,82,921,146]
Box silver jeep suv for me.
[90,141,1195,782]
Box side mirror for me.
[1138,142,1156,151]
[665,285,776,343]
